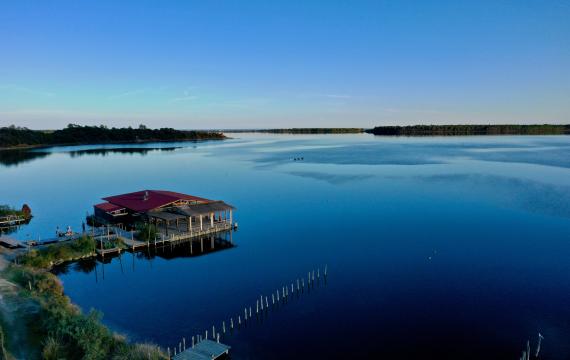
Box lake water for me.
[1,133,570,359]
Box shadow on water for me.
[0,146,182,167]
[67,146,181,157]
[52,234,234,277]
[0,149,50,167]
[148,236,235,260]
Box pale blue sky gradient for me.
[1,0,569,129]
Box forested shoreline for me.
[0,124,225,149]
[227,128,364,134]
[366,125,570,136]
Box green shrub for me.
[0,205,24,217]
[42,336,65,360]
[4,260,167,360]
[136,223,157,242]
[0,323,8,360]
[19,236,96,269]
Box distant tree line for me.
[0,124,225,148]
[231,128,364,134]
[365,125,570,136]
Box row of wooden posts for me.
[166,265,328,359]
[519,333,544,360]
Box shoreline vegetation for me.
[0,205,27,219]
[366,124,570,136]
[0,124,225,150]
[225,128,364,134]
[0,237,167,359]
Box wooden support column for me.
[199,215,203,231]
[210,213,214,228]
[229,210,233,225]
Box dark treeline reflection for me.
[0,149,50,167]
[51,235,234,277]
[0,146,183,166]
[68,146,181,158]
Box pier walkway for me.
[0,215,28,227]
[0,236,23,249]
[154,220,233,245]
[173,340,230,360]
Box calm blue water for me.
[1,134,570,359]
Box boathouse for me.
[94,190,235,236]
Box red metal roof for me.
[102,190,211,213]
[94,202,125,212]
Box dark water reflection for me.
[2,134,570,359]
[0,149,49,166]
[0,145,184,166]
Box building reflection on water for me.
[52,232,234,282]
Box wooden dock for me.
[173,339,230,360]
[96,247,122,256]
[154,221,233,245]
[0,215,28,228]
[111,227,148,250]
[0,236,23,249]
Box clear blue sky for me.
[1,0,568,129]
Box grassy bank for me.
[0,205,25,218]
[18,236,97,269]
[2,237,167,359]
[0,321,8,360]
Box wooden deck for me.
[156,220,233,244]
[95,247,122,256]
[173,340,230,360]
[0,215,28,227]
[0,236,23,249]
